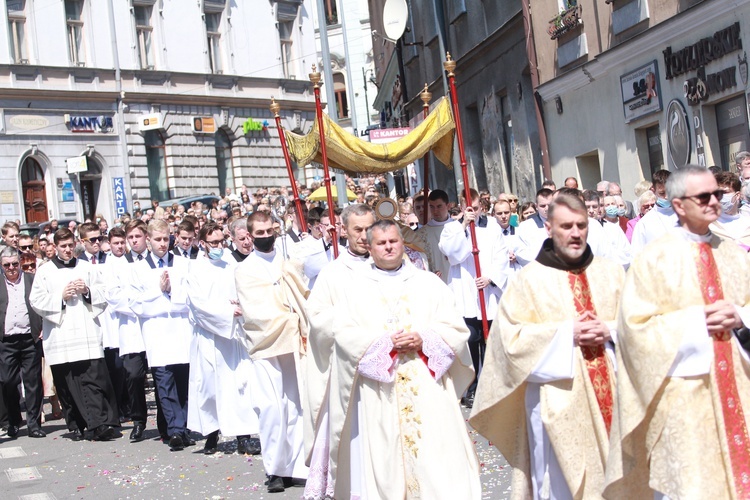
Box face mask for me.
[208,247,224,260]
[605,206,619,218]
[721,193,737,214]
[253,235,276,253]
[655,197,671,209]
[617,207,627,217]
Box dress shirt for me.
[4,274,30,336]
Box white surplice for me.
[185,256,259,437]
[128,256,191,367]
[103,255,146,356]
[414,218,453,284]
[99,254,126,350]
[601,219,632,268]
[30,258,106,365]
[629,205,679,255]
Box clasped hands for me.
[390,329,423,352]
[705,300,742,334]
[62,278,89,301]
[159,270,171,294]
[573,311,610,347]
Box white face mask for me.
[721,193,737,214]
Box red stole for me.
[695,242,750,497]
[567,270,613,434]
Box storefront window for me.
[215,129,233,195]
[145,130,168,201]
[717,95,750,171]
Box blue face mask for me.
[605,206,620,218]
[655,197,671,209]
[208,247,224,260]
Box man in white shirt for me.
[710,171,750,249]
[173,221,200,259]
[297,207,336,289]
[414,189,455,282]
[515,188,554,266]
[631,169,679,254]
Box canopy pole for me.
[270,97,307,234]
[444,53,489,340]
[310,65,339,258]
[420,84,431,224]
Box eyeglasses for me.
[84,236,104,243]
[204,239,224,248]
[2,262,19,269]
[21,263,35,271]
[640,203,655,210]
[680,189,724,206]
[19,245,33,251]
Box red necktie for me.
[91,255,96,265]
[567,270,613,435]
[695,242,750,496]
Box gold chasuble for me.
[470,243,624,500]
[605,233,750,499]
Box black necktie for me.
[137,254,143,261]
[503,228,509,236]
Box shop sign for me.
[191,116,216,134]
[139,113,163,132]
[666,99,691,170]
[242,118,269,134]
[113,177,128,216]
[663,22,744,106]
[66,156,88,174]
[8,115,49,131]
[66,115,114,133]
[369,127,411,143]
[692,111,706,167]
[62,181,75,202]
[620,60,662,123]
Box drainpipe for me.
[108,0,132,213]
[521,0,552,183]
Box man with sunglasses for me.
[17,234,34,255]
[607,165,750,498]
[77,223,107,266]
[0,247,44,439]
[709,171,750,250]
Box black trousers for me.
[0,334,43,431]
[50,358,119,432]
[464,317,491,396]
[121,351,148,426]
[151,364,189,437]
[104,347,127,419]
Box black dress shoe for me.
[237,436,262,455]
[70,428,84,441]
[129,424,145,442]
[168,434,185,451]
[283,477,306,488]
[28,429,46,438]
[6,425,19,438]
[182,432,196,446]
[203,430,219,455]
[267,475,285,493]
[93,425,119,441]
[460,393,474,408]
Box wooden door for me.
[21,158,48,223]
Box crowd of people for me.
[1,157,750,498]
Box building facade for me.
[1,0,318,225]
[532,0,748,196]
[368,0,543,201]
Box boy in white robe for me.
[185,222,260,455]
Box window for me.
[333,73,348,119]
[324,0,338,25]
[65,0,85,66]
[7,1,28,64]
[205,13,222,73]
[279,20,294,78]
[134,5,154,69]
[215,130,234,195]
[145,130,168,201]
[646,125,664,175]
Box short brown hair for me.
[108,227,126,240]
[53,228,75,245]
[125,219,147,237]
[247,211,272,233]
[78,222,99,238]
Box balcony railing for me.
[548,4,583,40]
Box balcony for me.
[548,4,583,40]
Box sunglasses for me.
[21,263,35,271]
[84,236,104,243]
[2,262,19,269]
[19,244,33,251]
[680,189,724,206]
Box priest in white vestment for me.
[185,222,260,455]
[470,194,623,499]
[30,228,121,441]
[413,189,455,283]
[235,211,309,494]
[306,219,480,499]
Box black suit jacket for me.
[0,273,43,341]
[173,246,199,259]
[78,250,107,264]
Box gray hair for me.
[735,151,750,166]
[666,165,710,201]
[0,246,19,259]
[341,203,375,228]
[606,181,622,196]
[365,219,401,245]
[228,217,247,238]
